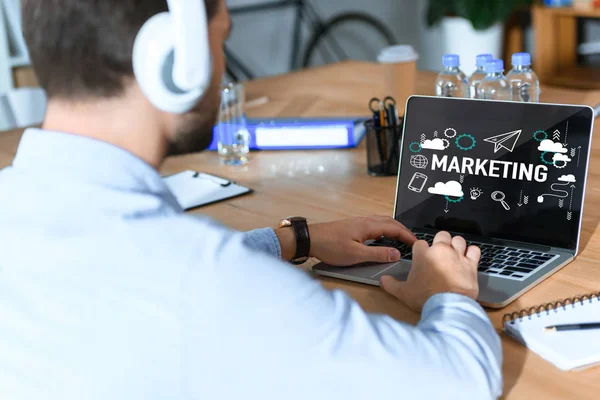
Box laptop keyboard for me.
[370,233,559,282]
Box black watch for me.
[278,216,310,265]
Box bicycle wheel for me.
[302,12,396,68]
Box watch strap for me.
[290,218,310,264]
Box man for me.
[0,0,502,399]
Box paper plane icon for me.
[483,130,522,153]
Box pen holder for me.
[365,120,403,177]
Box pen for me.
[543,323,600,332]
[386,116,403,173]
[372,108,381,128]
[384,99,399,170]
[379,101,388,164]
[383,96,398,126]
[387,103,397,127]
[372,109,385,166]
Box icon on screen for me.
[408,172,428,193]
[410,155,429,169]
[421,138,449,151]
[484,130,522,153]
[491,191,511,211]
[470,188,483,201]
[427,180,464,198]
[444,128,457,138]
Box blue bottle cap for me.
[485,59,504,73]
[442,54,460,67]
[476,54,494,68]
[512,52,531,66]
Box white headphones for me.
[132,0,212,114]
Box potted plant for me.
[426,0,533,74]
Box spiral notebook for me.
[163,170,252,210]
[503,292,600,371]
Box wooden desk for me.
[1,62,600,399]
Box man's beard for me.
[167,89,219,156]
[167,112,216,156]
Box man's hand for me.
[275,216,416,266]
[380,231,480,312]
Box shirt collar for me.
[12,128,183,211]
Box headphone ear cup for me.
[133,12,206,114]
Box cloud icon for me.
[428,181,464,197]
[421,138,446,150]
[538,139,567,154]
[553,153,572,163]
[558,174,577,183]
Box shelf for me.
[536,5,600,18]
[545,66,600,89]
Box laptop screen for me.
[395,97,593,251]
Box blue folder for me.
[208,117,368,151]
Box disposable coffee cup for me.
[377,45,418,115]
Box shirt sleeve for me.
[182,229,503,400]
[242,228,281,258]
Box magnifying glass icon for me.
[491,191,511,211]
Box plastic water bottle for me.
[506,52,540,102]
[435,54,467,98]
[477,59,511,101]
[468,54,493,99]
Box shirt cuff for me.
[421,292,488,321]
[242,228,282,259]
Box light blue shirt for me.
[0,129,503,399]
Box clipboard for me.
[163,170,253,210]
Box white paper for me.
[163,170,251,210]
[505,298,600,371]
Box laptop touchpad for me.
[369,261,411,281]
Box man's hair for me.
[22,0,220,99]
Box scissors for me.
[368,96,396,114]
[368,96,399,171]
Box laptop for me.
[314,96,594,308]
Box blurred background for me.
[2,0,600,130]
[225,0,529,78]
[223,0,600,85]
